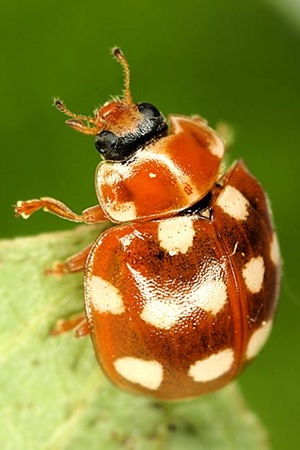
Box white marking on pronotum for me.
[113,201,137,222]
[209,135,224,158]
[216,185,250,220]
[246,321,273,359]
[242,256,265,294]
[270,232,281,266]
[139,149,201,201]
[170,115,224,159]
[89,275,125,314]
[158,217,195,255]
[188,348,234,382]
[114,357,163,390]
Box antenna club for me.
[112,47,124,60]
[54,98,64,110]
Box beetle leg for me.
[74,318,90,337]
[45,244,92,276]
[15,198,109,224]
[51,314,89,337]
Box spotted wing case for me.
[84,160,280,400]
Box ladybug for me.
[15,48,281,400]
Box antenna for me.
[112,47,132,104]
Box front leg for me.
[15,197,108,224]
[15,198,102,339]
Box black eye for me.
[137,102,161,118]
[95,130,118,158]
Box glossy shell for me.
[96,115,225,222]
[85,161,281,400]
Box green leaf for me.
[0,226,270,450]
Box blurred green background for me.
[1,0,299,448]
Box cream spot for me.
[246,321,273,359]
[216,185,250,220]
[113,201,137,222]
[242,256,265,293]
[114,357,163,390]
[188,349,234,382]
[141,300,183,330]
[149,172,157,178]
[89,276,125,314]
[139,278,227,330]
[193,279,228,315]
[158,217,195,255]
[270,232,281,266]
[209,135,225,158]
